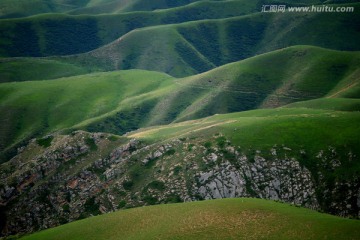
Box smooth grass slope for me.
[0,0,260,58]
[1,1,358,81]
[136,45,360,124]
[20,198,360,240]
[0,45,359,162]
[0,70,173,162]
[70,3,360,77]
[0,58,90,83]
[0,1,358,60]
[0,0,327,19]
[0,0,202,19]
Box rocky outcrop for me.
[0,132,359,237]
[195,155,318,208]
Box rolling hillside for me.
[0,70,173,162]
[19,198,360,240]
[69,3,360,77]
[0,58,90,83]
[0,0,360,238]
[0,0,260,57]
[0,45,359,163]
[0,0,203,19]
[0,0,329,19]
[0,1,358,60]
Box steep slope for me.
[19,199,360,240]
[70,3,360,77]
[84,46,360,128]
[0,46,359,162]
[0,0,260,57]
[1,106,359,236]
[0,70,173,163]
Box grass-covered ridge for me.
[0,45,359,162]
[20,198,360,240]
[0,70,173,162]
[67,3,360,77]
[0,1,359,62]
[0,0,203,19]
[129,107,360,161]
[0,0,326,19]
[0,0,261,57]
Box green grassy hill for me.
[0,0,203,19]
[71,3,360,77]
[1,0,360,239]
[0,70,173,162]
[0,58,90,83]
[0,0,259,57]
[0,0,329,19]
[19,198,360,240]
[0,46,359,162]
[84,45,360,127]
[0,0,87,19]
[68,0,204,15]
[129,104,360,162]
[1,1,358,59]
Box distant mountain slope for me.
[0,0,333,19]
[0,58,90,83]
[69,4,360,77]
[1,1,358,58]
[0,0,88,18]
[0,46,359,163]
[0,0,203,19]
[2,2,359,82]
[19,199,360,240]
[68,0,204,15]
[0,0,259,57]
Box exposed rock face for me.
[0,132,359,237]
[196,156,318,209]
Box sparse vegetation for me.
[36,136,54,148]
[84,137,97,151]
[146,181,165,191]
[122,181,134,191]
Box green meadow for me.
[20,198,360,240]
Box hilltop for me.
[19,198,360,240]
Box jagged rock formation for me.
[0,131,359,236]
